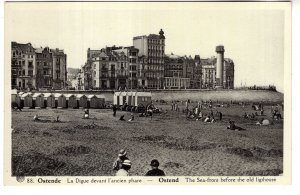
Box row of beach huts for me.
[11,91,106,109]
[11,90,152,109]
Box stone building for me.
[201,56,235,89]
[223,58,235,89]
[51,48,67,89]
[193,55,202,89]
[133,29,166,89]
[164,53,190,89]
[35,47,67,89]
[201,57,217,89]
[81,30,234,90]
[11,42,36,89]
[35,47,53,89]
[11,42,67,90]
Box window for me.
[28,61,33,67]
[44,62,47,66]
[22,70,25,75]
[28,70,33,76]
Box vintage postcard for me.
[3,1,291,185]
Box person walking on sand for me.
[113,149,129,171]
[218,111,223,121]
[116,160,132,176]
[145,159,165,176]
[113,104,117,117]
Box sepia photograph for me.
[3,1,291,185]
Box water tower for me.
[215,45,225,88]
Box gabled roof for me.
[99,52,108,58]
[76,94,87,98]
[65,94,76,98]
[12,42,34,53]
[43,93,53,98]
[21,93,32,98]
[35,48,43,53]
[54,93,65,98]
[114,92,121,96]
[148,34,161,39]
[33,93,43,98]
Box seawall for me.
[33,89,283,103]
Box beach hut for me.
[18,91,25,96]
[21,93,33,108]
[66,94,78,108]
[44,93,56,108]
[96,95,105,108]
[113,92,121,106]
[126,92,136,106]
[11,89,18,103]
[14,94,22,108]
[33,93,45,108]
[77,94,88,108]
[88,95,105,109]
[134,92,152,107]
[54,93,67,108]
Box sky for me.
[5,2,290,92]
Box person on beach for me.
[217,111,223,121]
[227,120,245,131]
[113,105,117,117]
[128,113,135,121]
[119,115,125,121]
[83,109,89,119]
[113,149,129,171]
[145,159,165,176]
[33,114,39,121]
[115,160,132,176]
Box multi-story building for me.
[133,29,165,89]
[113,47,140,89]
[200,56,235,89]
[11,43,68,90]
[81,30,234,90]
[51,48,67,89]
[164,53,190,89]
[201,57,217,89]
[194,55,202,89]
[35,47,53,89]
[223,58,235,89]
[11,42,36,90]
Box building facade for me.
[11,42,36,90]
[11,42,67,90]
[201,56,235,89]
[81,30,234,90]
[133,29,165,89]
[164,53,190,89]
[223,58,235,89]
[51,48,67,89]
